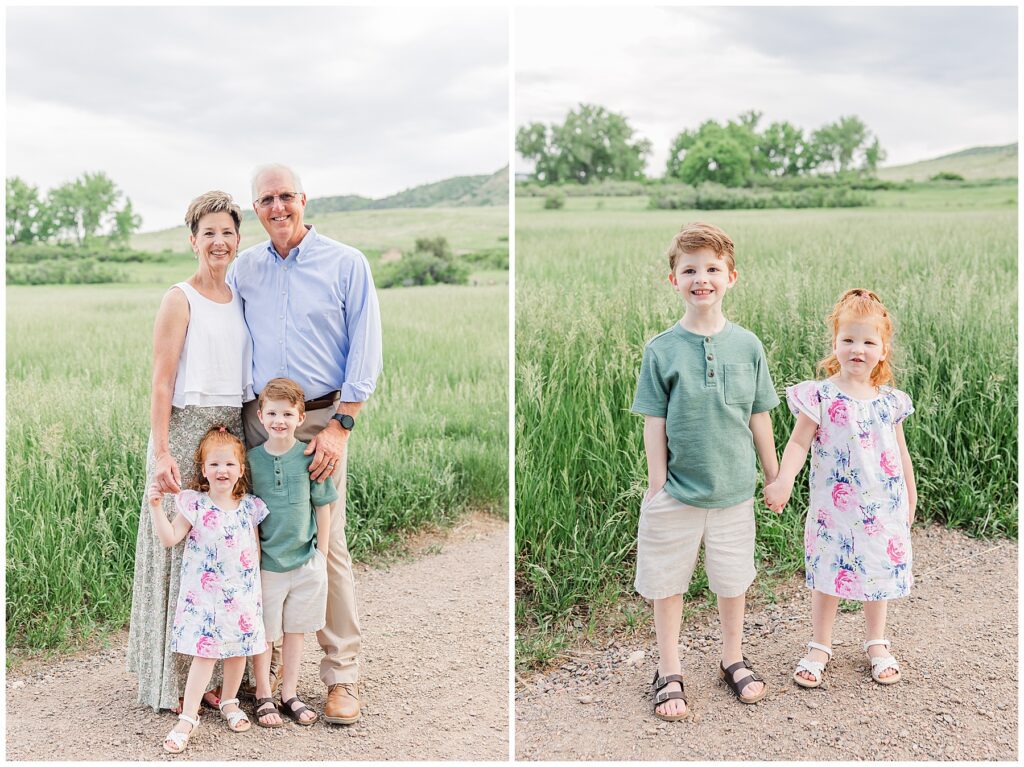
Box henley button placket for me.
[703,337,716,385]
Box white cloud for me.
[7,6,508,230]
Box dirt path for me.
[515,524,1017,761]
[6,514,509,761]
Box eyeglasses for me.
[255,192,302,208]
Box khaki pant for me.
[243,399,361,685]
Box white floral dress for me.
[170,490,269,658]
[787,380,914,601]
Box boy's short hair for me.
[258,377,306,415]
[667,222,736,273]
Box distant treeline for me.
[517,104,885,187]
[6,172,141,246]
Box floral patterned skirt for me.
[126,405,242,711]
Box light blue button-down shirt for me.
[230,226,383,402]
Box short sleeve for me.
[248,495,269,526]
[631,344,669,417]
[891,389,914,425]
[175,490,201,525]
[751,341,781,413]
[786,380,821,424]
[311,475,339,507]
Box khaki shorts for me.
[260,549,328,642]
[635,489,756,600]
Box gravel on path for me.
[515,524,1017,761]
[7,513,509,762]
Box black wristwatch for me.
[331,413,355,431]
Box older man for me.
[231,163,382,725]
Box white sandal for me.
[163,712,199,754]
[218,697,251,732]
[864,639,901,684]
[793,641,832,688]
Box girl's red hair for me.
[816,288,895,387]
[190,425,249,499]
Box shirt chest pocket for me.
[723,363,755,405]
[287,478,311,506]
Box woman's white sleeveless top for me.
[171,281,254,408]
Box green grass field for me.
[515,185,1017,667]
[7,209,508,652]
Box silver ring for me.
[328,461,336,467]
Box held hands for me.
[305,421,349,482]
[152,453,182,494]
[763,477,792,514]
[146,481,166,508]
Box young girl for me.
[764,289,916,688]
[147,426,269,753]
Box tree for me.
[809,116,882,175]
[759,121,812,176]
[666,120,756,186]
[516,104,652,184]
[6,177,47,244]
[22,171,139,245]
[111,199,142,245]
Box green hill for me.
[878,143,1017,182]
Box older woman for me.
[127,191,253,714]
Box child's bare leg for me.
[796,589,840,682]
[220,656,247,722]
[281,632,316,723]
[863,599,897,679]
[652,595,687,717]
[168,657,216,744]
[718,592,763,700]
[253,644,282,726]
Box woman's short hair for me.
[184,191,242,235]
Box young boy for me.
[631,222,780,721]
[249,377,338,727]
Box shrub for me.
[6,242,167,264]
[373,236,470,288]
[931,171,966,182]
[7,258,126,285]
[543,192,566,210]
[648,183,871,210]
[461,248,509,270]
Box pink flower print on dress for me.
[831,481,855,511]
[886,537,906,565]
[202,509,219,529]
[804,526,816,555]
[827,399,849,425]
[196,636,219,656]
[863,515,885,537]
[185,590,197,605]
[880,449,899,477]
[200,571,220,592]
[239,549,254,570]
[834,569,864,599]
[859,432,874,449]
[188,529,200,544]
[814,426,829,446]
[238,614,254,634]
[223,531,236,548]
[816,508,833,528]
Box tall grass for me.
[7,281,507,650]
[515,197,1017,666]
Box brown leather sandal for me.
[719,659,768,704]
[282,696,318,726]
[652,671,688,721]
[254,697,284,728]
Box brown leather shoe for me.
[323,683,361,725]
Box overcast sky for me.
[515,6,1017,175]
[7,7,508,231]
